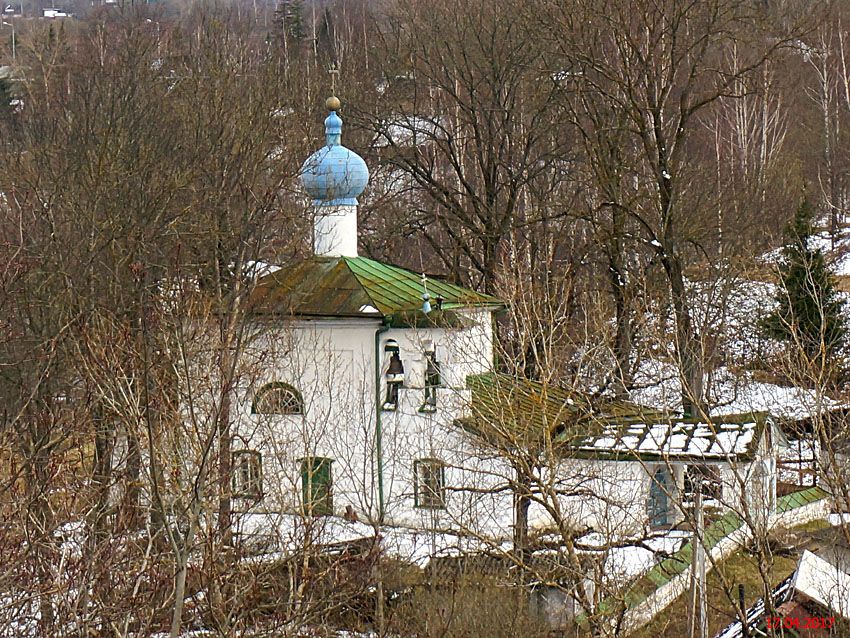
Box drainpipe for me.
[374,318,390,522]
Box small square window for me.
[414,459,446,509]
[232,450,263,500]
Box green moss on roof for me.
[344,257,500,312]
[458,373,667,443]
[250,256,502,318]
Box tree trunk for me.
[217,345,234,547]
[25,418,57,634]
[83,405,114,626]
[662,251,705,415]
[513,468,532,573]
[122,428,143,531]
[608,213,633,398]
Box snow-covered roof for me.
[566,415,767,462]
[793,550,850,618]
[717,549,850,638]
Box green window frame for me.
[414,458,446,509]
[252,382,303,415]
[300,457,333,516]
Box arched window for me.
[252,382,303,415]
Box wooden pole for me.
[689,486,707,638]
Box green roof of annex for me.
[250,255,503,319]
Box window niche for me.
[232,450,263,500]
[419,347,442,413]
[252,382,303,415]
[647,467,672,528]
[749,460,776,515]
[382,340,405,411]
[414,458,446,509]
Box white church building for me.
[224,97,784,548]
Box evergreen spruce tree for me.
[761,199,847,376]
[273,0,305,49]
[0,77,13,115]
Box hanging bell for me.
[386,351,405,384]
[422,292,432,314]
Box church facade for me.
[228,97,509,536]
[222,98,783,546]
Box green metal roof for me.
[249,256,502,319]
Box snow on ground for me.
[244,260,281,278]
[576,530,690,581]
[761,229,850,276]
[710,372,843,419]
[238,512,690,586]
[0,593,38,638]
[238,512,509,568]
[687,276,779,367]
[829,513,850,526]
[606,532,690,580]
[630,358,842,420]
[372,115,444,148]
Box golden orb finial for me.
[326,96,341,111]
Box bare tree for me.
[540,0,802,414]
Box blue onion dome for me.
[301,96,370,207]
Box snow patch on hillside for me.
[630,359,841,419]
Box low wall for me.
[620,490,832,635]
